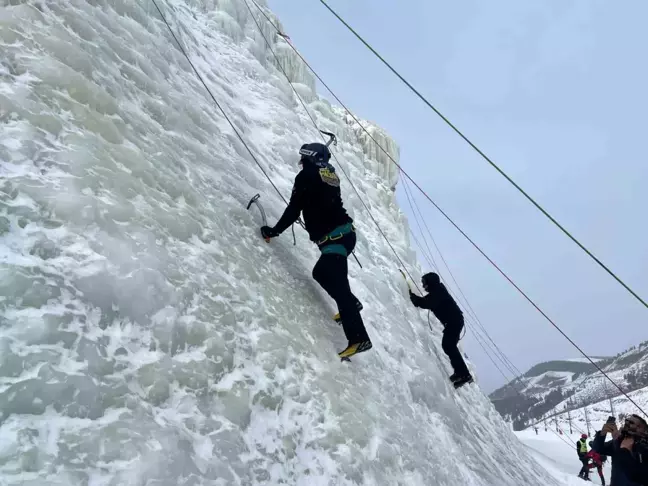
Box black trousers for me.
[312,232,369,344]
[442,318,470,376]
[578,458,589,479]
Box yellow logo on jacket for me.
[319,168,340,187]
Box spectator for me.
[577,433,590,480]
[592,414,648,485]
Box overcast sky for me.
[267,0,648,392]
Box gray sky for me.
[267,0,648,392]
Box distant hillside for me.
[489,340,648,430]
[523,360,599,379]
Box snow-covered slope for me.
[517,430,609,486]
[1,1,558,484]
[491,343,648,430]
[536,384,648,438]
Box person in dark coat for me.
[409,272,472,388]
[261,142,371,359]
[592,415,648,486]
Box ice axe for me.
[246,194,270,243]
[246,194,298,245]
[399,269,413,292]
[320,130,337,148]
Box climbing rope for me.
[318,0,648,314]
[247,0,646,416]
[402,177,524,379]
[245,2,522,389]
[404,179,588,434]
[153,0,645,416]
[404,179,529,368]
[246,0,648,415]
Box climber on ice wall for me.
[260,141,372,360]
[409,272,473,389]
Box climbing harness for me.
[316,223,362,267]
[316,222,355,246]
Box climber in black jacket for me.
[260,142,371,360]
[409,272,473,388]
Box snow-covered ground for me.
[517,430,610,486]
[541,385,648,437]
[1,0,570,485]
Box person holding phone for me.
[592,415,648,485]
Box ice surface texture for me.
[0,0,557,485]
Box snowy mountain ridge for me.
[490,340,648,430]
[1,0,560,484]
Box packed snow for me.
[1,0,566,484]
[517,429,609,486]
[539,385,648,437]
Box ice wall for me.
[0,1,558,485]
[340,110,401,191]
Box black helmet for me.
[422,272,440,291]
[299,142,331,167]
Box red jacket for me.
[586,450,603,467]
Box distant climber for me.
[577,433,590,480]
[409,272,473,389]
[586,442,606,485]
[260,142,372,359]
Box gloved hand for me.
[260,226,279,240]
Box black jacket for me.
[273,162,352,242]
[409,281,463,327]
[632,441,648,485]
[592,431,646,485]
